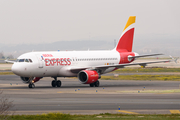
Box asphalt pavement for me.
[0,75,180,115]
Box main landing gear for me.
[90,80,100,87]
[51,77,61,87]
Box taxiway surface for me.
[0,75,180,115]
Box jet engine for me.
[20,77,33,84]
[78,70,100,84]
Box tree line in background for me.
[0,52,14,59]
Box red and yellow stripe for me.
[123,16,136,31]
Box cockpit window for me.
[16,59,33,63]
[29,59,32,62]
[19,59,25,62]
[25,59,29,62]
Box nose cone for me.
[11,63,22,76]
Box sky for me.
[0,0,180,46]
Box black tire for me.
[57,80,61,87]
[90,83,94,87]
[28,83,35,88]
[94,80,99,87]
[51,80,56,87]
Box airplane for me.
[6,16,171,88]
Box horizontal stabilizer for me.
[129,53,163,59]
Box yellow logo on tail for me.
[123,16,136,31]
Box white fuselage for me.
[12,50,133,78]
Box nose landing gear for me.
[51,77,61,87]
[28,83,35,88]
[28,77,42,88]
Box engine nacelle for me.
[20,77,33,84]
[78,70,100,84]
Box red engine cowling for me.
[78,70,100,84]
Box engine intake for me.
[78,70,100,84]
[20,77,33,84]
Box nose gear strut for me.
[28,77,42,88]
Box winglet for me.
[169,55,179,64]
[115,16,136,52]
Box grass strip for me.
[101,75,180,81]
[0,72,14,75]
[6,113,180,120]
[114,68,180,73]
[0,61,13,64]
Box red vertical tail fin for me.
[115,16,136,52]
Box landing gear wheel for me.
[56,80,61,87]
[90,83,94,87]
[94,80,100,87]
[28,83,35,88]
[51,80,57,87]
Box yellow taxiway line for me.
[170,110,180,114]
[117,110,139,114]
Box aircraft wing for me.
[70,60,170,73]
[69,66,88,73]
[95,60,170,69]
[5,60,15,63]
